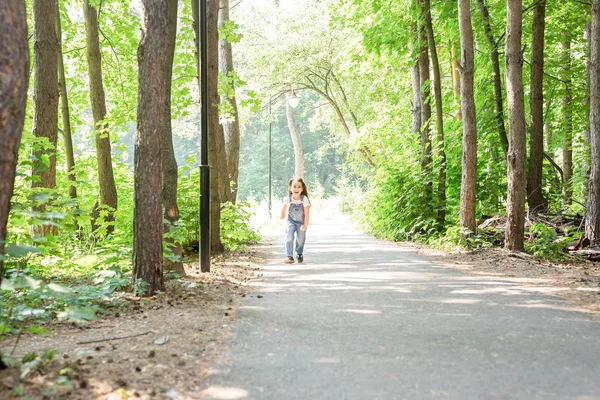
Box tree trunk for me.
[410,23,422,142]
[56,5,77,200]
[32,0,59,236]
[583,23,592,200]
[219,0,241,204]
[451,44,461,119]
[417,0,433,209]
[504,0,527,252]
[83,0,118,233]
[285,88,304,178]
[586,1,600,245]
[162,0,184,276]
[208,0,225,254]
[133,0,169,296]
[0,0,30,288]
[476,0,509,155]
[423,0,446,228]
[526,0,547,213]
[458,0,477,239]
[562,38,573,204]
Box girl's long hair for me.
[288,177,309,198]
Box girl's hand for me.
[301,224,307,231]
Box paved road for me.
[200,222,600,400]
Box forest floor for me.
[1,235,599,399]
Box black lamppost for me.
[199,0,210,271]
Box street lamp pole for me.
[199,0,210,271]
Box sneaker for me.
[284,256,295,264]
[297,254,303,263]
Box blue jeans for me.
[286,220,306,257]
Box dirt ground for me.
[1,240,600,399]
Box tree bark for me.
[583,23,592,200]
[458,0,477,239]
[410,23,422,142]
[586,1,600,245]
[451,44,461,119]
[423,0,446,228]
[219,0,241,204]
[133,0,169,296]
[208,0,225,254]
[162,0,184,276]
[504,0,527,252]
[56,4,77,200]
[562,38,573,204]
[0,0,30,288]
[417,0,433,209]
[32,0,59,236]
[285,88,304,179]
[526,0,547,213]
[476,0,509,155]
[83,0,118,233]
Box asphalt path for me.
[200,222,600,400]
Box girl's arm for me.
[280,204,288,219]
[301,206,310,230]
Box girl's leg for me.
[295,226,306,255]
[285,222,297,257]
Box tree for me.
[0,0,30,288]
[32,0,59,236]
[219,0,242,204]
[162,0,185,275]
[476,0,509,155]
[208,0,225,254]
[459,0,477,239]
[504,0,527,252]
[133,0,169,296]
[526,0,547,213]
[417,0,433,210]
[586,1,600,245]
[56,3,77,200]
[285,87,304,178]
[83,0,118,233]
[562,36,573,204]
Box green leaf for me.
[57,306,97,322]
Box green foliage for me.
[220,202,261,251]
[526,223,576,261]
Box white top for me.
[283,195,311,207]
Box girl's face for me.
[291,181,303,196]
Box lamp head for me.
[288,93,300,108]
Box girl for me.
[280,177,311,263]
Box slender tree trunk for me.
[583,23,592,200]
[410,23,422,141]
[210,0,230,206]
[208,0,225,254]
[285,88,304,178]
[133,0,169,296]
[32,0,59,236]
[562,38,573,204]
[586,1,600,245]
[459,0,477,239]
[527,0,547,213]
[423,0,446,228]
[504,0,527,252]
[417,0,433,209]
[162,0,184,276]
[219,0,241,204]
[83,0,118,233]
[477,0,509,155]
[451,44,462,119]
[56,5,77,200]
[0,0,30,289]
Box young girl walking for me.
[280,177,311,263]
